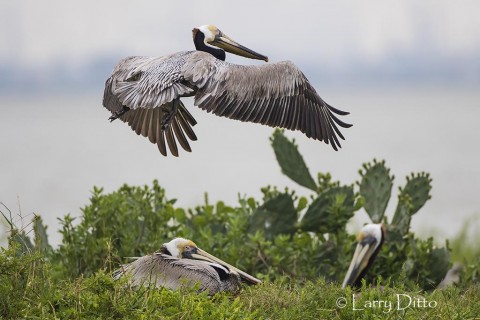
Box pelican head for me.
[192,25,268,62]
[342,224,386,288]
[161,237,198,258]
[161,237,261,285]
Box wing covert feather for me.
[113,254,234,294]
[104,53,195,111]
[185,59,351,150]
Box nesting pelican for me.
[103,25,352,156]
[113,238,260,294]
[342,224,386,288]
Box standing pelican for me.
[113,238,260,294]
[103,25,352,156]
[342,224,385,288]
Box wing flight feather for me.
[184,58,351,150]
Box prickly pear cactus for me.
[270,129,317,191]
[391,193,413,235]
[392,172,432,234]
[249,193,298,239]
[358,159,394,223]
[401,172,432,215]
[300,186,355,234]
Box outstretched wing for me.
[103,54,197,156]
[183,56,351,150]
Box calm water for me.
[1,85,479,245]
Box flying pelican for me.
[113,237,260,294]
[103,25,352,156]
[342,224,385,288]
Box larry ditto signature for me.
[336,294,437,313]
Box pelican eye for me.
[184,245,196,252]
[360,236,376,246]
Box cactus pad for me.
[249,193,298,239]
[300,186,355,233]
[270,129,317,191]
[358,159,394,223]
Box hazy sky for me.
[1,1,480,72]
[1,1,480,245]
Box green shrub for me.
[1,129,479,319]
[32,129,452,290]
[52,182,182,278]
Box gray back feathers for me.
[113,253,241,295]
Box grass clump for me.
[1,242,479,319]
